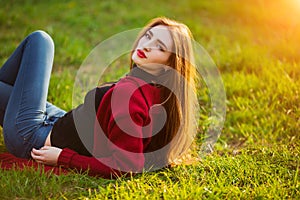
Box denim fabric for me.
[0,31,66,158]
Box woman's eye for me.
[144,33,151,39]
[157,44,165,52]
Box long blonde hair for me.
[130,17,198,166]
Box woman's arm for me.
[31,146,129,178]
[30,145,142,178]
[31,126,146,179]
[57,148,143,178]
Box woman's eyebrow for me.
[157,40,167,50]
[148,30,168,50]
[148,30,154,37]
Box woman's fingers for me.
[31,152,42,163]
[31,148,45,162]
[32,148,41,155]
[32,146,50,155]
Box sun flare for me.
[292,0,300,9]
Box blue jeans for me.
[0,31,66,158]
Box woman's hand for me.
[31,146,62,166]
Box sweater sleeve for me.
[57,148,123,178]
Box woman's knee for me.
[27,30,54,50]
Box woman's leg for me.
[0,31,65,158]
[0,82,12,126]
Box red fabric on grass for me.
[0,152,69,175]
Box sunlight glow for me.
[292,0,300,9]
[290,0,300,19]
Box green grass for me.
[0,0,299,199]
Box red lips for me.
[137,49,147,58]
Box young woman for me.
[0,17,198,178]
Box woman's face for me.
[132,25,173,75]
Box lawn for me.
[0,0,299,199]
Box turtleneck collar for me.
[128,65,173,86]
[128,65,159,84]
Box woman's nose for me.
[143,46,151,52]
[142,40,154,51]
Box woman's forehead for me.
[148,25,173,49]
